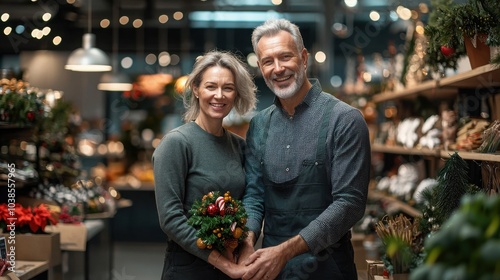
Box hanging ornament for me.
[440,45,455,58]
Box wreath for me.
[187,191,248,253]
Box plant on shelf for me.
[417,152,481,238]
[477,0,500,64]
[375,214,423,278]
[424,0,498,74]
[0,203,58,234]
[0,78,44,126]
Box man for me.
[239,18,371,280]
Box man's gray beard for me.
[266,65,306,100]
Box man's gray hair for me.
[251,18,305,58]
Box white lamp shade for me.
[65,33,112,72]
[98,72,133,91]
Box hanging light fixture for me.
[65,0,112,72]
[98,0,132,91]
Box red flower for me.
[0,203,57,234]
[30,204,57,232]
[16,205,33,228]
[0,204,9,222]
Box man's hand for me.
[241,235,309,280]
[241,245,287,280]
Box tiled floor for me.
[113,242,368,280]
[113,242,165,280]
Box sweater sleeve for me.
[299,106,371,254]
[242,116,266,238]
[152,130,211,261]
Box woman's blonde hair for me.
[182,50,257,122]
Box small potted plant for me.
[375,214,423,280]
[425,0,498,74]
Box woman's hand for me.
[237,237,256,265]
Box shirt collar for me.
[272,78,322,109]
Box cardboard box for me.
[1,232,61,268]
[366,260,385,280]
[351,233,368,270]
[45,224,87,251]
[0,271,20,280]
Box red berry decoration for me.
[440,45,455,58]
[207,204,218,216]
[26,111,35,121]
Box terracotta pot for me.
[464,33,491,69]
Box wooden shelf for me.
[372,79,438,103]
[371,143,440,157]
[370,65,500,220]
[372,64,500,103]
[440,150,500,162]
[371,143,500,163]
[369,191,421,217]
[0,124,35,143]
[438,64,500,89]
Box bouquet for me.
[188,191,248,252]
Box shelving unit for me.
[372,64,500,103]
[371,143,500,163]
[368,190,421,217]
[370,64,500,217]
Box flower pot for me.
[464,33,491,69]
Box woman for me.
[153,50,257,280]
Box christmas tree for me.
[418,152,481,237]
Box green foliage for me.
[375,214,424,275]
[381,235,424,275]
[0,90,44,125]
[188,191,249,253]
[417,152,482,237]
[410,193,500,280]
[425,0,498,73]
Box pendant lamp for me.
[97,0,132,91]
[65,0,112,72]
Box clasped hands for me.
[226,241,288,280]
[222,234,306,280]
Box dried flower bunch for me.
[477,120,500,153]
[375,214,422,274]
